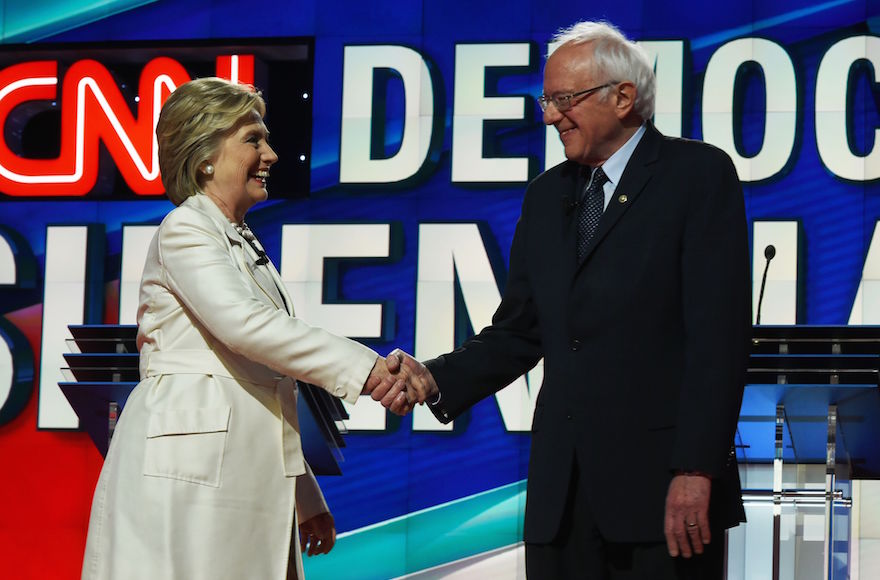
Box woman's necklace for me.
[203,192,268,265]
[232,221,269,265]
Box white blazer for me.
[82,194,377,580]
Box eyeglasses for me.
[538,83,613,112]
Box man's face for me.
[542,42,622,167]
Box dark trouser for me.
[525,457,725,580]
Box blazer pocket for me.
[143,406,231,488]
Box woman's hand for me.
[299,511,336,556]
[362,351,439,415]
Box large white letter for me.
[639,40,685,138]
[0,328,14,423]
[0,232,16,418]
[340,45,435,183]
[703,38,797,182]
[451,43,531,183]
[413,223,541,432]
[0,235,15,286]
[816,35,880,181]
[280,224,390,430]
[0,227,36,426]
[119,225,157,324]
[39,226,102,429]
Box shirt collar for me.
[596,123,646,186]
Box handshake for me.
[362,350,439,415]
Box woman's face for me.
[203,110,278,219]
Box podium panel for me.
[739,326,880,580]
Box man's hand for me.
[299,511,336,556]
[362,356,395,397]
[370,349,439,415]
[362,355,419,407]
[664,473,712,558]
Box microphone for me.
[236,223,270,265]
[251,244,270,266]
[243,236,269,265]
[562,195,579,215]
[755,244,776,325]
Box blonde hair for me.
[156,77,266,205]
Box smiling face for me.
[202,110,278,222]
[542,42,635,167]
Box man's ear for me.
[614,82,637,119]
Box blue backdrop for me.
[0,1,878,577]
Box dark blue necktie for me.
[577,166,609,262]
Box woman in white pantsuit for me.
[82,78,405,579]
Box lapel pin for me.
[618,194,628,204]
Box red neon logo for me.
[0,54,254,197]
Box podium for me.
[59,325,351,475]
[739,326,880,580]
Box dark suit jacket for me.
[426,123,750,544]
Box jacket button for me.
[569,339,581,351]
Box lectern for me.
[59,324,351,475]
[740,326,880,580]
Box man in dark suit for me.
[374,20,751,579]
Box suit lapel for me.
[575,124,663,272]
[265,260,294,316]
[550,161,583,281]
[187,195,287,312]
[222,221,287,312]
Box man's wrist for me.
[674,469,711,479]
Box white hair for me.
[550,21,656,121]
